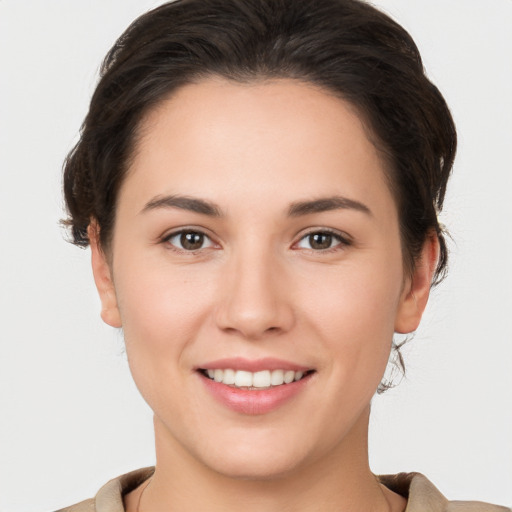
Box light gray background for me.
[1,1,511,511]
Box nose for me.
[214,247,295,340]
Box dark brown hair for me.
[63,0,456,284]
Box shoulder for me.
[54,467,154,512]
[55,498,95,512]
[379,472,510,512]
[445,501,511,512]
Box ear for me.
[88,223,122,328]
[394,233,439,334]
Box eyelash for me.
[161,228,352,254]
[162,229,217,253]
[293,228,352,253]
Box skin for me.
[90,78,438,511]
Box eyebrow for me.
[140,193,372,218]
[288,196,372,217]
[141,195,223,217]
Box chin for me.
[205,449,307,482]
[190,422,330,482]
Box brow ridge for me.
[141,195,223,216]
[141,194,371,218]
[288,196,372,217]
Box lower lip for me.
[199,372,313,415]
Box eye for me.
[295,230,349,251]
[164,230,215,252]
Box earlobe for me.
[88,223,122,328]
[394,233,439,334]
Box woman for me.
[43,0,509,510]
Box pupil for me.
[181,232,203,250]
[310,233,332,250]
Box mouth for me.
[199,368,315,390]
[196,358,316,414]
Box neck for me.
[126,407,405,512]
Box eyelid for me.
[161,226,220,253]
[292,227,353,251]
[159,226,351,253]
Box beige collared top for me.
[56,467,510,512]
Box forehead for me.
[122,78,394,217]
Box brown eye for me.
[166,230,214,251]
[296,230,348,251]
[308,233,333,250]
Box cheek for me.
[302,257,402,330]
[299,258,403,381]
[113,258,214,379]
[116,247,211,328]
[112,263,218,423]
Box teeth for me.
[253,370,271,388]
[271,369,284,386]
[283,370,295,384]
[234,370,253,387]
[223,368,236,385]
[203,368,308,388]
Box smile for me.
[201,368,312,389]
[197,360,315,415]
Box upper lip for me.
[197,357,312,373]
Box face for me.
[91,78,434,479]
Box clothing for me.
[56,467,510,512]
